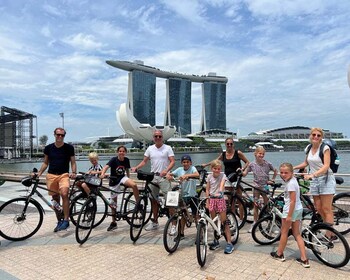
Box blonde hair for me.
[210,160,222,169]
[88,152,99,160]
[279,162,293,172]
[309,127,324,140]
[254,146,265,154]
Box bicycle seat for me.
[335,176,344,185]
[21,176,33,187]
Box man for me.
[37,127,76,232]
[132,130,175,230]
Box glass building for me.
[201,82,226,131]
[130,70,156,126]
[165,78,192,134]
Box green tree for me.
[39,135,48,146]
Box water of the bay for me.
[2,150,350,185]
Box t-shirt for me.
[88,164,103,177]
[283,176,303,214]
[144,144,174,173]
[106,157,130,186]
[207,173,227,196]
[307,144,332,174]
[44,143,75,175]
[246,160,275,188]
[172,166,198,197]
[222,151,242,182]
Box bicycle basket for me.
[21,176,33,187]
[84,175,102,187]
[137,170,154,181]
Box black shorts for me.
[183,196,199,216]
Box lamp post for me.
[59,112,64,128]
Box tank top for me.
[222,151,242,182]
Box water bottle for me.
[51,199,62,212]
[264,185,270,193]
[334,156,340,166]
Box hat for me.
[181,154,192,162]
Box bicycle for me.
[195,196,239,267]
[74,174,138,244]
[251,186,350,268]
[0,168,78,241]
[129,170,170,242]
[163,180,198,253]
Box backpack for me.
[305,142,339,173]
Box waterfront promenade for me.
[0,182,349,280]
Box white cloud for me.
[63,33,104,50]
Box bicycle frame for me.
[197,199,222,239]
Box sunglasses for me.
[226,143,233,146]
[154,135,162,139]
[55,134,65,137]
[311,133,322,138]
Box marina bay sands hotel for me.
[106,60,228,141]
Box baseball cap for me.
[181,155,192,162]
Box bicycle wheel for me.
[231,195,247,229]
[163,215,181,253]
[75,198,96,245]
[123,192,137,225]
[251,215,281,245]
[70,192,107,228]
[0,198,44,241]
[226,210,239,245]
[332,193,350,235]
[196,221,207,267]
[308,223,350,268]
[130,196,147,242]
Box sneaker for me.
[270,251,285,262]
[248,223,255,233]
[57,220,69,231]
[145,222,159,231]
[107,222,117,232]
[54,220,63,232]
[209,239,220,250]
[296,258,310,268]
[224,243,235,254]
[169,225,177,236]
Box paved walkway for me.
[0,182,349,280]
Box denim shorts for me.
[282,208,303,221]
[310,175,336,196]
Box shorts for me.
[46,173,70,196]
[208,197,227,213]
[310,175,336,196]
[183,196,199,216]
[110,176,129,199]
[282,209,303,221]
[149,176,171,200]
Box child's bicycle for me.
[162,179,198,253]
[250,184,350,268]
[195,196,239,267]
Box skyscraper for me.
[165,78,192,134]
[201,81,226,131]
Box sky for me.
[1,0,350,143]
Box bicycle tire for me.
[70,192,107,228]
[123,192,137,225]
[75,198,96,245]
[308,223,350,268]
[163,215,181,253]
[251,215,281,245]
[0,197,44,241]
[130,196,147,242]
[230,194,247,229]
[196,221,207,267]
[226,210,239,245]
[332,193,350,235]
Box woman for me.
[202,137,249,220]
[293,128,336,237]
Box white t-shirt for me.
[144,144,174,173]
[307,144,331,174]
[207,173,227,196]
[282,176,303,214]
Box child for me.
[100,146,139,232]
[166,155,199,239]
[206,160,234,254]
[242,146,277,233]
[270,162,310,268]
[80,152,103,195]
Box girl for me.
[271,163,310,268]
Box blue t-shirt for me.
[172,166,198,198]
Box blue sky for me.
[1,0,350,142]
